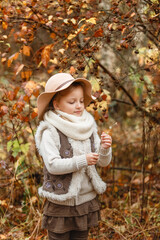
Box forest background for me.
[0,0,159,239]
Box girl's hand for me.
[101,132,112,149]
[86,153,99,165]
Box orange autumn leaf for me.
[2,21,8,30]
[22,45,31,56]
[7,134,12,141]
[6,90,17,100]
[21,70,32,80]
[23,81,38,96]
[94,110,99,121]
[24,116,29,122]
[70,66,76,74]
[33,88,40,97]
[94,28,103,37]
[8,52,19,67]
[31,111,38,119]
[41,44,53,67]
[0,105,8,115]
[50,33,56,39]
[23,95,30,102]
[13,101,25,112]
[101,94,107,100]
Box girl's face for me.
[53,86,85,116]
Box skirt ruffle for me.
[42,197,101,233]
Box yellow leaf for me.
[1,57,6,63]
[30,196,38,204]
[90,77,100,92]
[0,234,7,239]
[82,3,88,8]
[67,7,73,15]
[48,15,53,21]
[0,200,8,207]
[68,34,76,40]
[39,81,46,87]
[37,61,42,68]
[59,48,65,54]
[86,17,96,24]
[64,19,69,24]
[148,163,153,169]
[115,225,126,233]
[50,58,58,64]
[78,18,86,25]
[71,18,76,25]
[103,89,110,96]
[99,100,107,110]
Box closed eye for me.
[68,101,75,104]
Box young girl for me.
[35,73,112,240]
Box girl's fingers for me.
[92,153,99,156]
[101,135,112,139]
[102,140,112,144]
[101,138,112,143]
[92,155,99,160]
[101,139,112,148]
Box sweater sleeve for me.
[93,124,112,167]
[39,129,88,175]
[98,146,112,167]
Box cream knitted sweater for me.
[35,110,112,206]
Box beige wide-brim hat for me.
[37,73,93,120]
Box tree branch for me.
[7,16,62,37]
[95,58,160,124]
[111,98,133,106]
[135,8,160,49]
[110,167,151,174]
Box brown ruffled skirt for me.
[42,197,101,233]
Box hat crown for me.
[45,73,74,92]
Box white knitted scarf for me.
[44,110,95,140]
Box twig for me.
[141,112,146,221]
[131,226,158,238]
[109,167,151,174]
[95,57,160,124]
[102,220,128,240]
[111,98,133,106]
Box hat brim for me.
[37,78,93,120]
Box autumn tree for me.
[0,0,159,239]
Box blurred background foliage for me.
[0,0,159,239]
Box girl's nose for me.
[76,101,81,108]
